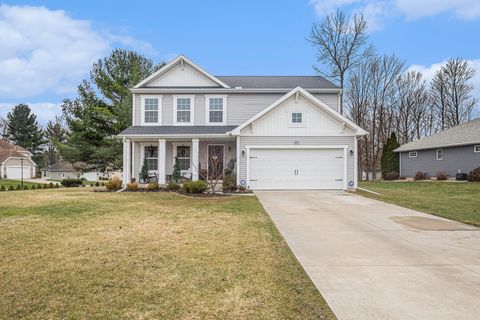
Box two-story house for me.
[119,55,366,190]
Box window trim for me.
[288,111,306,127]
[436,148,444,160]
[205,95,227,125]
[474,145,480,153]
[140,95,162,126]
[408,151,417,158]
[172,142,192,174]
[173,95,195,126]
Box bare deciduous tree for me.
[198,146,224,194]
[309,10,372,113]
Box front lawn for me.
[0,189,335,319]
[358,181,480,226]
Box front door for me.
[208,145,224,179]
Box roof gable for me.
[134,55,230,89]
[229,87,367,136]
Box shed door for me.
[248,148,344,190]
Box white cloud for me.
[0,5,156,98]
[309,0,480,31]
[0,102,62,127]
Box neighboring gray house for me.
[118,55,367,190]
[395,118,480,177]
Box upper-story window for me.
[408,151,417,158]
[174,96,194,125]
[292,112,302,123]
[474,145,480,153]
[206,95,227,125]
[288,111,305,127]
[436,148,444,160]
[141,96,162,125]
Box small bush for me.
[385,171,399,181]
[95,181,100,187]
[182,180,208,194]
[222,174,237,192]
[55,183,60,188]
[148,182,160,191]
[414,171,428,181]
[49,182,54,188]
[101,182,105,186]
[106,177,122,191]
[126,182,139,191]
[238,186,247,192]
[8,185,14,191]
[166,181,180,191]
[0,185,5,191]
[436,171,448,180]
[61,179,82,187]
[16,184,21,190]
[467,167,480,182]
[23,185,29,190]
[43,184,48,189]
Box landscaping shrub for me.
[126,182,139,191]
[381,133,400,179]
[55,183,60,188]
[23,185,29,190]
[61,179,82,187]
[16,184,21,190]
[49,182,54,188]
[43,184,48,189]
[182,180,208,194]
[436,171,448,180]
[95,181,100,187]
[385,171,399,180]
[8,185,14,191]
[30,184,36,190]
[106,177,122,191]
[0,185,5,191]
[222,174,237,192]
[148,182,160,191]
[414,171,428,181]
[238,186,247,192]
[166,181,180,191]
[467,167,480,182]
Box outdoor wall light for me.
[349,149,354,156]
[241,150,246,157]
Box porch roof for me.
[119,125,238,136]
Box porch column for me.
[158,139,166,184]
[123,138,131,185]
[192,138,199,181]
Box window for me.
[292,112,302,123]
[174,96,194,125]
[144,146,158,171]
[436,149,444,160]
[176,146,191,171]
[475,145,480,153]
[206,96,226,124]
[409,151,417,158]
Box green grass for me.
[0,189,335,320]
[0,179,43,188]
[358,181,480,226]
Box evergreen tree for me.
[172,157,181,183]
[140,157,149,182]
[381,133,400,178]
[6,104,45,162]
[59,49,164,171]
[44,116,66,165]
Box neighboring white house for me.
[0,139,36,179]
[118,55,367,190]
[41,161,107,181]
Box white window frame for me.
[172,142,192,174]
[408,151,417,158]
[436,148,444,160]
[140,143,159,174]
[173,95,195,126]
[288,111,306,127]
[474,145,480,153]
[140,95,162,126]
[205,95,227,125]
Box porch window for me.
[145,146,158,170]
[206,96,226,124]
[176,146,191,170]
[144,98,159,123]
[174,96,194,125]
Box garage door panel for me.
[249,148,344,190]
[6,166,31,179]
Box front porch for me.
[122,137,237,185]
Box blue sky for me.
[1,0,479,125]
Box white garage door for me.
[6,166,31,179]
[248,148,345,190]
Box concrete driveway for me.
[255,191,480,320]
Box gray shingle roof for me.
[119,126,238,136]
[395,118,480,152]
[215,76,339,89]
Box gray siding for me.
[238,136,355,189]
[133,92,340,126]
[399,144,480,177]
